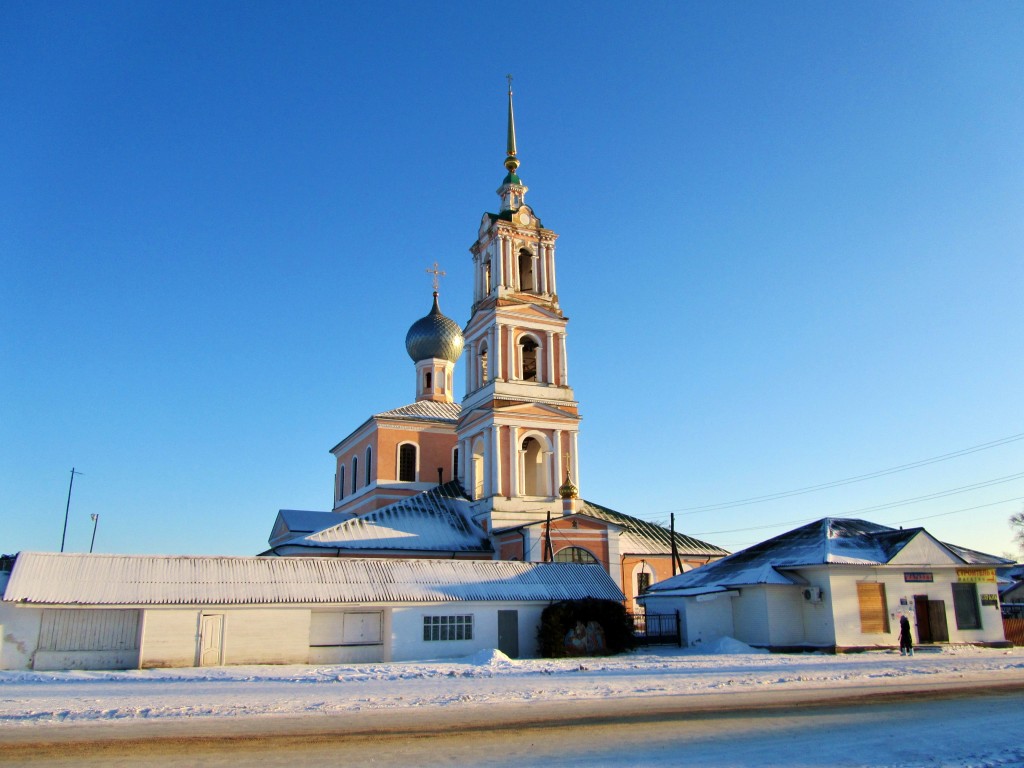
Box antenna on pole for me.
[60,467,83,552]
[89,514,100,553]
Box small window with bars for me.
[423,614,474,642]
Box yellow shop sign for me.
[956,568,996,583]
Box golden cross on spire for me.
[426,261,446,292]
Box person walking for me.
[899,614,914,656]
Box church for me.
[262,84,728,611]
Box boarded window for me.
[857,582,890,634]
[952,583,981,630]
[310,611,383,647]
[38,609,140,652]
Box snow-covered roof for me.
[646,518,1010,595]
[375,401,461,422]
[2,552,623,606]
[275,482,492,555]
[578,500,730,557]
[268,510,350,547]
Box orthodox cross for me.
[425,261,446,292]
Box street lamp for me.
[89,514,99,553]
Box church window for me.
[554,547,598,565]
[637,572,651,594]
[352,457,358,492]
[424,371,432,389]
[484,262,492,295]
[479,344,489,386]
[365,447,372,487]
[518,249,534,291]
[338,466,345,500]
[452,448,459,483]
[519,335,539,381]
[399,443,417,482]
[423,614,473,642]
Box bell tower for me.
[456,78,581,530]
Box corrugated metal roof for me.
[647,518,1010,594]
[375,401,461,422]
[295,482,491,553]
[578,501,730,557]
[3,553,624,606]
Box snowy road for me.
[2,643,1023,766]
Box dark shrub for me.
[537,599,636,657]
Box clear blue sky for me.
[3,2,1022,560]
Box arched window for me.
[365,446,372,487]
[478,343,489,386]
[337,466,345,500]
[424,371,432,389]
[484,261,492,295]
[399,443,417,482]
[452,447,459,484]
[519,335,539,381]
[352,457,358,492]
[554,547,598,565]
[518,249,534,291]
[521,436,550,496]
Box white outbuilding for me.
[637,518,1010,652]
[0,552,623,670]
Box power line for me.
[716,496,1024,553]
[657,431,1024,516]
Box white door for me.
[199,614,224,666]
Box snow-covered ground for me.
[1,640,1022,727]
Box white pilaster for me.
[559,332,568,385]
[490,424,501,498]
[545,331,554,384]
[509,425,519,497]
[547,243,556,295]
[493,323,502,381]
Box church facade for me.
[264,85,727,611]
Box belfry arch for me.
[518,248,535,292]
[519,432,553,497]
[517,332,541,382]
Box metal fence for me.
[630,612,681,646]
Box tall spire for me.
[505,74,519,179]
[498,75,527,211]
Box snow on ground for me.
[1,642,1022,727]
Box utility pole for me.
[60,467,83,553]
[89,513,99,553]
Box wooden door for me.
[199,614,224,666]
[928,600,949,642]
[498,610,519,659]
[914,595,932,643]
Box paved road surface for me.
[2,681,1023,767]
